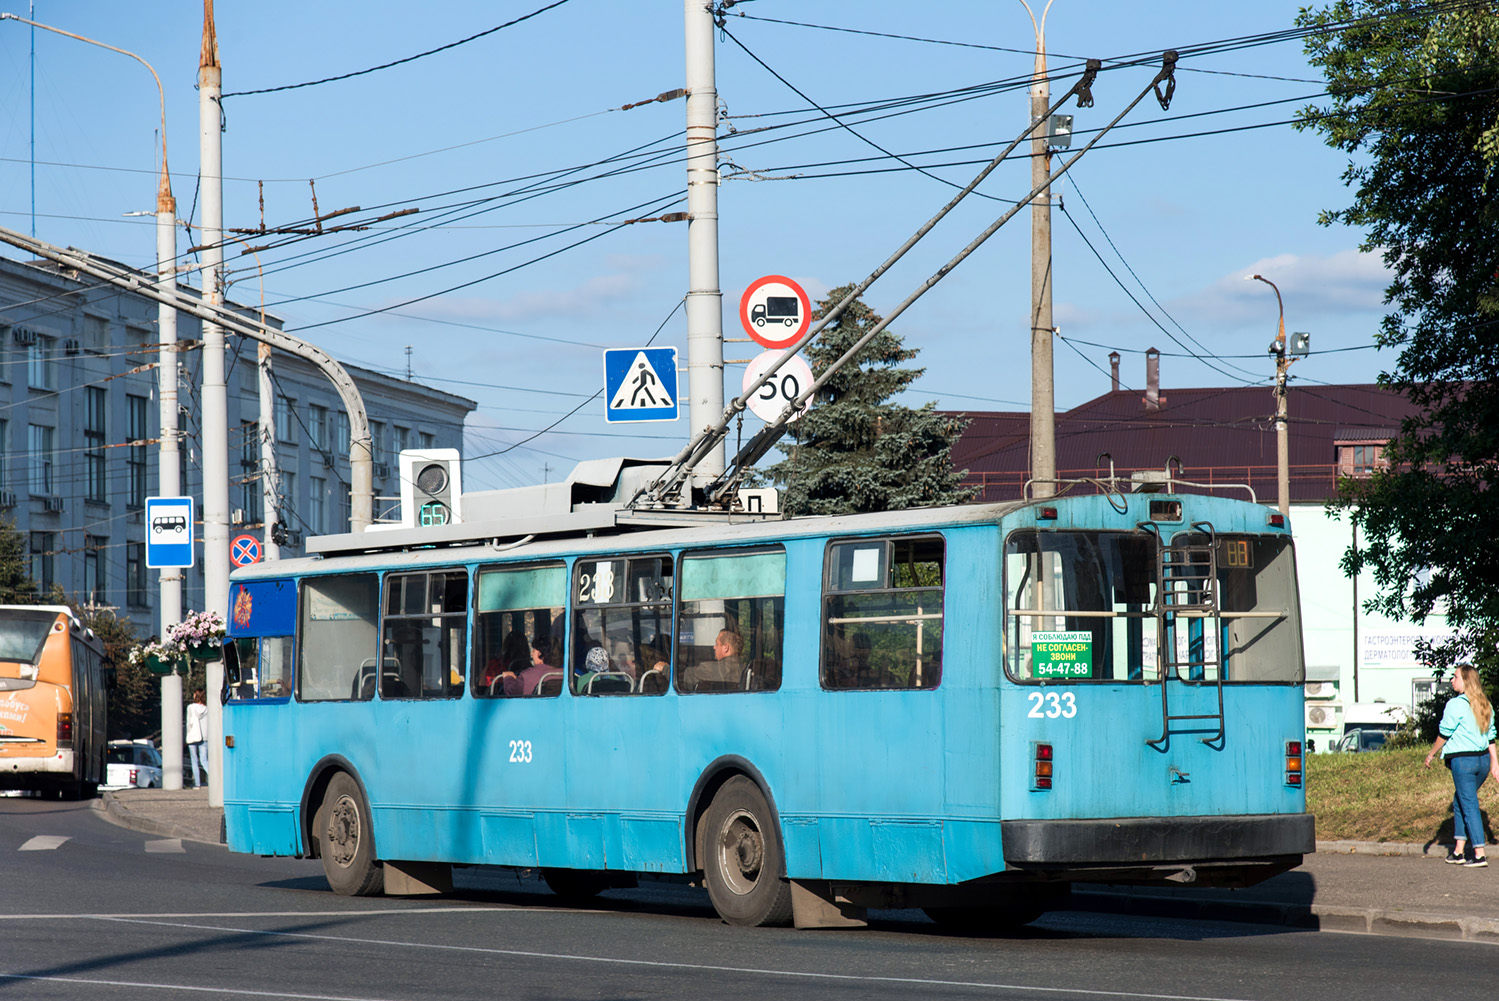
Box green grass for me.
[1308,747,1498,844]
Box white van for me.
[1342,702,1409,734]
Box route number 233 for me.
[1027,691,1078,719]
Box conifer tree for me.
[760,285,975,516]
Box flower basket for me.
[188,641,223,663]
[144,652,181,676]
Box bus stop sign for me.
[145,496,195,569]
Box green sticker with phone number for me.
[1032,630,1092,678]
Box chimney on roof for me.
[1145,347,1160,411]
[1109,352,1120,391]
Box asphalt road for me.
[0,797,1491,1001]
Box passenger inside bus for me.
[501,639,554,697]
[681,629,744,692]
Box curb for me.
[1067,888,1499,945]
[1316,839,1443,857]
[91,793,224,847]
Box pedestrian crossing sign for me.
[603,347,679,423]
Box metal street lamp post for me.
[1246,274,1309,518]
[0,12,188,789]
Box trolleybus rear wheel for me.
[701,776,792,927]
[319,773,384,896]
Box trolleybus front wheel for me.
[318,773,384,896]
[701,776,792,927]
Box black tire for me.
[701,775,792,927]
[318,773,384,896]
[541,867,612,902]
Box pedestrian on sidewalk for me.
[185,688,208,789]
[1424,664,1498,867]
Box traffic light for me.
[398,449,463,528]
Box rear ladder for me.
[1147,521,1225,750]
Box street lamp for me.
[3,12,187,790]
[1246,274,1309,518]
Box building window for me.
[1338,441,1388,478]
[27,424,53,496]
[371,421,387,463]
[339,484,351,534]
[393,425,410,458]
[335,412,350,457]
[0,418,8,487]
[238,421,262,524]
[85,386,107,502]
[309,476,326,535]
[280,471,296,529]
[419,431,435,450]
[27,340,55,390]
[29,532,55,591]
[128,395,148,507]
[308,405,328,453]
[126,542,147,607]
[84,535,106,604]
[275,394,296,444]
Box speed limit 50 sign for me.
[743,350,814,424]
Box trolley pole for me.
[1022,1,1058,498]
[684,0,725,485]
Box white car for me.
[104,740,163,790]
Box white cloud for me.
[402,255,667,324]
[1175,249,1391,325]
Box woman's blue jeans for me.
[1449,754,1491,847]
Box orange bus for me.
[0,606,111,799]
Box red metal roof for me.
[947,382,1417,504]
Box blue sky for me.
[0,1,1389,491]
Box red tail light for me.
[129,768,138,786]
[1034,742,1053,790]
[1285,740,1303,787]
[56,713,73,747]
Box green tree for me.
[71,602,157,741]
[0,517,38,604]
[759,285,975,516]
[1296,3,1499,688]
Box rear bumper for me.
[1003,813,1315,866]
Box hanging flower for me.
[167,609,227,649]
[129,637,183,667]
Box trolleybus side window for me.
[298,573,380,702]
[573,554,672,696]
[225,578,298,700]
[381,570,468,699]
[821,535,944,691]
[472,563,566,698]
[226,636,293,700]
[676,546,785,694]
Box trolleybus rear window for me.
[0,609,53,691]
[1005,530,1301,684]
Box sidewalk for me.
[91,791,1499,945]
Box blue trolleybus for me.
[220,463,1312,929]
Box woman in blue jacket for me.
[1424,665,1499,866]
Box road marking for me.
[91,915,1268,1001]
[18,835,69,851]
[0,972,397,1000]
[145,838,186,853]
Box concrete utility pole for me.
[200,0,227,806]
[684,0,725,485]
[1021,0,1058,498]
[0,10,189,792]
[1247,273,1305,518]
